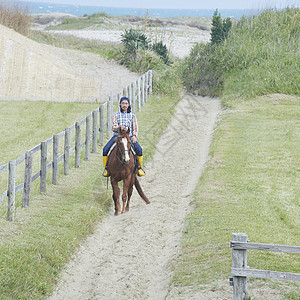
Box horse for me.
[107,127,150,215]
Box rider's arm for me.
[112,114,119,132]
[132,115,138,137]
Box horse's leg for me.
[125,175,135,212]
[111,178,120,215]
[121,178,130,214]
[125,182,134,212]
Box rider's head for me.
[119,97,131,113]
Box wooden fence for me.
[0,70,153,222]
[230,233,300,300]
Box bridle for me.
[116,135,132,164]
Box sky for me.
[22,0,299,10]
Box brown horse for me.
[107,127,150,215]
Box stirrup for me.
[102,168,109,177]
[137,167,145,177]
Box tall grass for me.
[0,1,32,36]
[180,8,300,99]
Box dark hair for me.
[120,97,130,104]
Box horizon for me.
[20,0,300,10]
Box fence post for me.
[107,99,112,138]
[127,85,130,100]
[117,92,121,112]
[92,110,98,153]
[136,78,141,112]
[40,141,47,194]
[149,70,153,95]
[52,135,59,185]
[7,160,16,222]
[23,151,33,207]
[232,233,248,300]
[145,72,148,103]
[99,105,104,146]
[85,114,91,161]
[141,75,145,107]
[64,127,70,175]
[75,122,81,168]
[131,82,135,113]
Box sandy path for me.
[49,94,221,300]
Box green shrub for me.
[152,41,171,64]
[120,28,171,72]
[210,9,232,44]
[153,63,182,98]
[121,29,150,59]
[129,49,164,73]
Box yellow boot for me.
[102,156,109,177]
[137,156,145,177]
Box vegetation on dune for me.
[120,28,172,73]
[46,12,110,30]
[180,8,300,99]
[0,1,32,35]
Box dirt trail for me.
[49,94,221,300]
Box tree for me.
[210,9,232,44]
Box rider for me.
[102,96,145,177]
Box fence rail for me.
[230,233,300,300]
[0,70,153,222]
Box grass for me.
[180,8,300,99]
[46,13,109,30]
[0,86,181,299]
[29,31,122,61]
[172,95,300,297]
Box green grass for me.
[172,95,300,297]
[0,100,99,164]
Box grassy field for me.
[172,95,300,298]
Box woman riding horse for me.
[102,96,145,177]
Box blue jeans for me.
[103,135,143,156]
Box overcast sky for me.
[23,0,299,9]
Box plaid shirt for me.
[112,111,138,137]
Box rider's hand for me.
[132,136,137,143]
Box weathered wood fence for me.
[0,70,153,222]
[230,233,300,300]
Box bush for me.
[0,2,32,36]
[120,28,171,72]
[152,41,171,64]
[211,9,232,44]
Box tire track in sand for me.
[49,94,221,300]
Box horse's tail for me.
[134,175,150,204]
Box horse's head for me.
[116,127,131,164]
